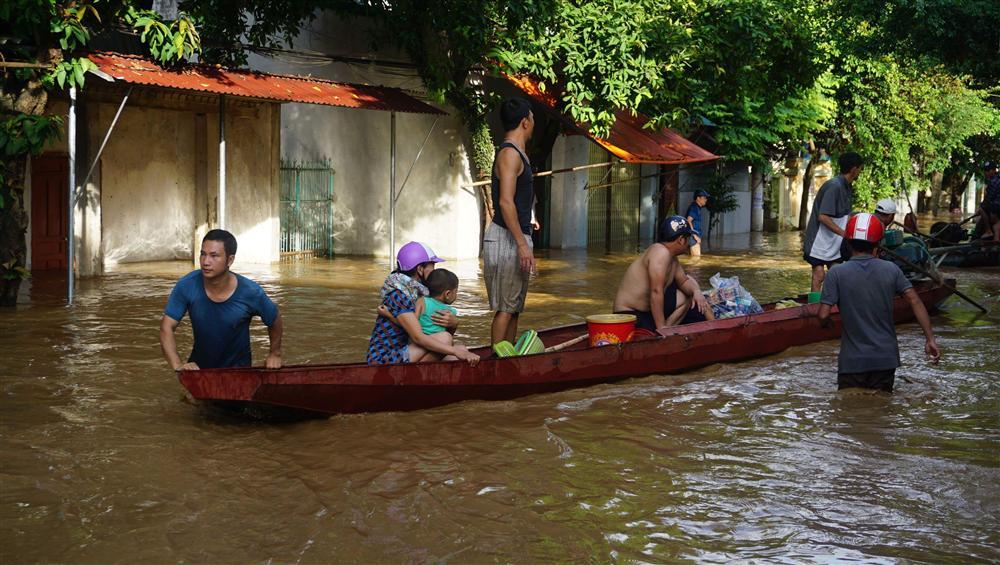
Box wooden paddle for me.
[878,245,989,313]
[544,334,589,352]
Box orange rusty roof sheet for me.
[507,74,718,165]
[88,51,444,115]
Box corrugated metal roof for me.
[88,51,444,115]
[506,74,718,165]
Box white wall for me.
[548,135,590,248]
[639,164,658,241]
[99,103,197,265]
[248,13,479,259]
[90,99,279,268]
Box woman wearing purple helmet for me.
[367,242,480,366]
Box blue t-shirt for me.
[164,271,279,369]
[367,290,415,365]
[685,202,703,236]
[820,256,913,374]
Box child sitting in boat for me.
[418,269,461,341]
[375,264,476,364]
[367,243,479,366]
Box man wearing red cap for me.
[817,213,940,392]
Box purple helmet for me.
[396,241,444,272]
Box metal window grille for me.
[586,144,641,253]
[279,160,335,258]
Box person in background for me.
[160,229,283,371]
[818,213,940,393]
[973,161,1000,241]
[686,189,709,256]
[803,152,864,292]
[874,199,897,229]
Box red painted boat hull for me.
[178,280,955,417]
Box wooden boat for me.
[929,241,1000,268]
[178,279,956,418]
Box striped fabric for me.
[483,222,532,313]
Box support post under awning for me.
[389,111,396,261]
[67,87,77,305]
[218,95,227,230]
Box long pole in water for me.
[218,95,226,229]
[67,87,76,305]
[389,111,396,262]
[879,245,988,313]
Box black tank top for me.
[491,142,534,234]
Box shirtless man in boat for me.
[613,215,714,332]
[159,229,284,371]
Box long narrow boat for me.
[179,279,956,418]
[929,241,1000,268]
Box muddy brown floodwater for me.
[2,232,998,562]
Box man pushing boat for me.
[159,229,284,371]
[612,216,714,332]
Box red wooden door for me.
[31,154,69,270]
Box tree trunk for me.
[930,171,944,216]
[797,151,819,231]
[1,54,54,307]
[947,170,974,210]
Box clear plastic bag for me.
[704,273,764,319]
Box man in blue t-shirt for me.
[159,229,283,370]
[685,190,709,256]
[817,213,940,392]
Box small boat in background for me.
[929,241,1000,268]
[178,279,956,418]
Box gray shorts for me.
[483,222,531,314]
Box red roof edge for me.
[86,51,445,115]
[505,74,718,165]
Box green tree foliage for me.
[0,1,201,304]
[835,0,1000,86]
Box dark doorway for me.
[30,154,69,271]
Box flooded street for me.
[2,233,998,562]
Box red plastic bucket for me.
[586,314,636,347]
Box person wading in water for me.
[160,229,283,371]
[818,213,940,392]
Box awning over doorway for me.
[88,51,444,115]
[506,74,718,165]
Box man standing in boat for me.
[803,152,863,292]
[818,213,940,393]
[160,229,284,371]
[484,97,536,345]
[612,215,714,332]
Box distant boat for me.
[929,241,1000,268]
[179,279,956,418]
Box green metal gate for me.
[280,160,335,257]
[587,144,642,253]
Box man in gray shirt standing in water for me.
[818,213,940,392]
[803,152,863,292]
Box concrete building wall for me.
[248,13,479,259]
[639,164,658,241]
[99,103,198,265]
[548,135,590,249]
[96,101,279,267]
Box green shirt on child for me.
[419,297,457,334]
